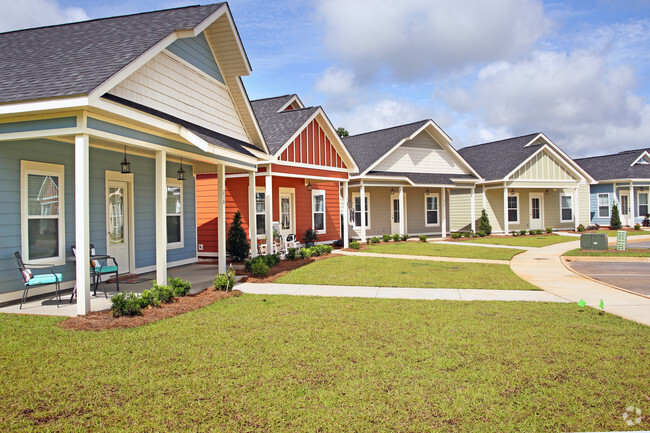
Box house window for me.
[597,193,609,218]
[255,188,266,235]
[507,195,519,223]
[166,180,183,247]
[352,193,370,228]
[21,161,65,264]
[424,194,439,226]
[560,194,573,222]
[638,191,649,217]
[312,190,326,233]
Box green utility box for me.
[617,230,628,251]
[580,233,607,250]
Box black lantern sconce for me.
[120,146,131,174]
[177,157,186,181]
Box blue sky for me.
[3,0,650,157]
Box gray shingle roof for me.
[250,95,319,155]
[575,148,650,181]
[342,120,430,173]
[103,94,256,157]
[367,171,478,185]
[0,3,225,104]
[457,133,542,181]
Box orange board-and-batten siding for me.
[277,119,347,170]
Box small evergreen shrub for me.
[610,203,622,230]
[462,231,473,238]
[111,292,143,317]
[370,236,381,244]
[349,241,361,249]
[245,254,280,272]
[214,266,236,289]
[168,277,191,297]
[634,223,641,230]
[303,228,318,244]
[250,260,269,277]
[577,224,585,232]
[451,232,462,239]
[546,226,553,233]
[478,209,492,235]
[511,230,518,237]
[519,229,527,236]
[286,248,298,260]
[392,233,400,242]
[151,282,175,303]
[139,289,160,308]
[321,245,333,253]
[419,235,427,242]
[382,234,391,242]
[477,230,486,237]
[299,247,313,259]
[400,234,409,241]
[308,245,322,257]
[226,210,250,262]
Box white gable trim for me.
[278,95,305,111]
[233,77,269,154]
[0,97,90,116]
[631,150,650,166]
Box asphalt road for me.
[568,261,650,297]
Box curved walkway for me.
[332,250,510,265]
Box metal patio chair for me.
[70,245,119,300]
[14,251,62,309]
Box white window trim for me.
[255,186,266,236]
[166,178,184,250]
[560,193,574,222]
[278,187,296,234]
[507,193,520,224]
[351,192,371,230]
[637,190,649,217]
[597,193,610,218]
[311,189,326,234]
[424,193,440,227]
[20,160,66,265]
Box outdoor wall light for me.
[177,157,186,181]
[510,189,515,195]
[306,180,312,191]
[545,189,549,195]
[425,188,430,195]
[390,188,395,194]
[120,145,131,174]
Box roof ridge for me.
[0,3,218,35]
[460,132,541,151]
[251,94,295,103]
[274,106,318,114]
[575,148,650,161]
[344,119,430,139]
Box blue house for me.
[575,149,650,227]
[0,3,268,314]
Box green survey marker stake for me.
[578,299,586,307]
[600,299,604,309]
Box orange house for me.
[196,94,358,257]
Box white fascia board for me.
[350,174,415,186]
[0,96,89,116]
[235,77,269,154]
[278,95,304,111]
[599,178,650,183]
[631,150,650,166]
[271,109,320,159]
[316,109,359,173]
[180,128,258,166]
[92,98,182,136]
[207,4,252,74]
[536,133,596,183]
[0,127,82,142]
[192,4,228,35]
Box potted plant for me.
[303,227,318,247]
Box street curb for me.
[560,257,650,300]
[563,256,650,263]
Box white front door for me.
[106,181,130,273]
[390,194,407,235]
[529,193,543,231]
[279,191,294,240]
[620,192,630,226]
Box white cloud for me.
[317,0,552,81]
[314,66,361,110]
[0,0,88,32]
[328,99,431,135]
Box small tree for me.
[336,127,349,137]
[226,210,250,262]
[478,209,492,235]
[610,203,622,230]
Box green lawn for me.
[363,242,524,260]
[276,256,538,290]
[594,229,650,237]
[1,296,649,432]
[564,248,650,257]
[463,235,576,247]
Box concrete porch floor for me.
[0,263,223,317]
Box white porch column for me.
[574,186,580,229]
[248,171,257,258]
[217,164,226,274]
[630,181,636,224]
[441,187,447,238]
[265,173,273,253]
[360,182,367,243]
[74,134,91,315]
[503,187,509,234]
[155,150,167,284]
[470,187,476,232]
[398,186,405,235]
[343,181,349,248]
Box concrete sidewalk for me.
[332,250,511,265]
[236,282,567,303]
[510,238,650,326]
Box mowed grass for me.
[364,241,524,260]
[276,256,538,290]
[1,296,649,432]
[463,234,576,247]
[564,248,650,257]
[595,229,650,237]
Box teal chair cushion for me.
[27,273,63,286]
[94,265,118,274]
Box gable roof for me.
[575,148,650,181]
[367,171,478,186]
[343,120,431,173]
[0,4,230,105]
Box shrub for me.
[214,265,236,289]
[610,203,622,230]
[226,210,250,262]
[299,247,313,259]
[139,289,160,308]
[419,235,428,242]
[519,229,527,236]
[286,247,298,260]
[462,231,473,238]
[477,230,486,237]
[111,292,143,317]
[349,240,361,249]
[511,230,518,237]
[400,234,409,241]
[168,277,191,297]
[303,228,318,243]
[546,226,553,233]
[151,282,175,303]
[392,233,400,242]
[370,236,381,244]
[321,245,333,254]
[634,223,642,231]
[577,224,585,232]
[382,234,391,242]
[309,246,322,257]
[478,209,492,235]
[250,260,269,277]
[451,232,462,239]
[535,229,544,235]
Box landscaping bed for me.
[238,254,334,283]
[59,289,241,331]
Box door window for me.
[281,196,291,230]
[531,198,540,219]
[108,187,125,245]
[393,199,400,223]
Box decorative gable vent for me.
[632,151,650,166]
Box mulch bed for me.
[238,254,334,283]
[445,233,560,242]
[58,289,241,331]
